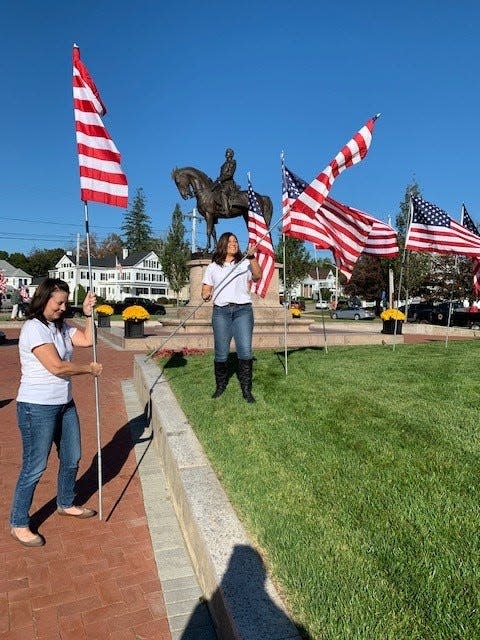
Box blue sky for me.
[2,1,480,256]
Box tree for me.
[122,187,154,251]
[275,234,311,298]
[8,252,30,274]
[395,181,431,301]
[160,204,190,304]
[78,233,100,258]
[28,248,65,278]
[345,255,387,306]
[97,233,124,258]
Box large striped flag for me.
[247,181,275,297]
[313,197,373,280]
[288,115,379,219]
[406,196,480,256]
[461,204,480,296]
[282,164,397,279]
[323,198,398,259]
[72,45,128,208]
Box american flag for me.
[0,271,7,295]
[324,199,399,258]
[247,182,275,298]
[461,204,480,296]
[282,165,327,247]
[73,45,128,208]
[282,165,397,279]
[288,115,379,219]
[406,196,480,256]
[314,197,373,280]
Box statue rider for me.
[213,148,239,215]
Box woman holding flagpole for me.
[10,278,102,547]
[202,232,262,403]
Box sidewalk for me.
[0,324,213,640]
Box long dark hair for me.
[27,278,70,328]
[212,232,242,266]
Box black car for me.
[399,302,435,323]
[114,297,166,316]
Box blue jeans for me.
[212,303,254,362]
[10,400,81,527]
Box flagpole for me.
[83,200,103,520]
[282,232,289,375]
[394,196,414,351]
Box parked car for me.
[315,301,330,309]
[330,305,375,320]
[0,330,5,345]
[399,302,435,323]
[113,297,166,316]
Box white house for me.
[0,259,32,290]
[280,267,342,302]
[49,250,172,302]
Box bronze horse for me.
[172,166,273,251]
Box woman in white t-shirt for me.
[10,278,102,547]
[201,232,262,402]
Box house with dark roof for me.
[48,249,173,302]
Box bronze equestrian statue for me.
[172,149,273,251]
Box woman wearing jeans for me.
[201,232,262,403]
[10,278,102,547]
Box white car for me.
[315,301,329,309]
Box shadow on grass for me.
[30,401,152,529]
[162,351,244,390]
[180,543,312,639]
[274,346,325,373]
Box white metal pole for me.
[282,234,288,376]
[83,201,103,520]
[192,207,197,254]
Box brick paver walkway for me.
[0,326,172,640]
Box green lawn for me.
[157,343,479,639]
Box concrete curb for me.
[133,355,301,640]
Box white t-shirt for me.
[17,318,78,405]
[203,261,253,306]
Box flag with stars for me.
[406,196,480,255]
[461,204,480,295]
[247,181,275,298]
[282,164,327,246]
[282,164,397,279]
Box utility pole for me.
[183,208,201,253]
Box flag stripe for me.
[79,166,128,185]
[73,45,128,207]
[288,116,377,218]
[247,182,275,298]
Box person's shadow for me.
[180,543,312,639]
[29,402,152,530]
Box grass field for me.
[157,342,479,639]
